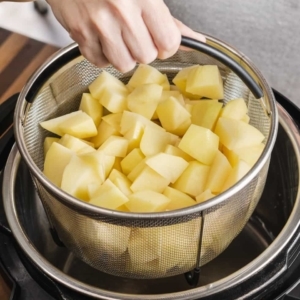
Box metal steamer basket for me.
[14,35,278,280]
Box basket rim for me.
[14,33,278,220]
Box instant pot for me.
[1,38,300,299]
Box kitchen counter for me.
[0,27,59,299]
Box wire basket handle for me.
[181,36,263,99]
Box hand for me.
[46,0,206,72]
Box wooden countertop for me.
[0,27,59,300]
[0,27,59,105]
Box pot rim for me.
[3,103,300,299]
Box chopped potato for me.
[40,64,265,214]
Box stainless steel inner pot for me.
[3,102,300,299]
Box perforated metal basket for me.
[14,35,278,279]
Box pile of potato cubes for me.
[41,64,265,213]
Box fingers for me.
[173,18,207,51]
[141,1,181,60]
[47,0,207,73]
[76,36,110,68]
[90,4,141,73]
[173,18,206,43]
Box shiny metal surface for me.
[12,34,278,278]
[3,103,299,299]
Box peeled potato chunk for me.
[59,134,95,155]
[205,150,232,194]
[79,150,115,181]
[156,96,191,135]
[89,70,127,100]
[186,65,224,99]
[140,126,179,157]
[172,161,210,197]
[43,137,60,156]
[98,135,129,157]
[214,117,265,150]
[163,187,196,210]
[100,86,129,113]
[172,65,200,99]
[145,153,189,183]
[109,169,133,196]
[178,124,219,165]
[61,155,103,201]
[130,166,170,193]
[221,159,251,192]
[121,148,145,176]
[79,93,103,126]
[89,179,129,209]
[196,189,215,203]
[127,64,167,89]
[90,120,121,148]
[127,83,163,119]
[43,142,73,187]
[125,190,171,212]
[58,111,97,139]
[164,144,194,162]
[190,100,222,131]
[220,98,248,120]
[40,111,83,136]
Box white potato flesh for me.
[79,93,103,126]
[58,111,97,139]
[172,65,200,99]
[120,110,165,136]
[221,160,251,192]
[140,126,178,157]
[164,144,194,162]
[214,117,265,150]
[89,70,128,100]
[127,64,166,89]
[220,98,248,120]
[121,148,145,176]
[130,166,170,193]
[163,187,196,210]
[125,190,171,212]
[43,137,59,156]
[108,169,133,196]
[43,142,73,187]
[79,150,115,181]
[196,189,215,203]
[89,179,129,209]
[186,65,224,99]
[127,83,163,119]
[145,153,189,183]
[59,134,95,155]
[98,135,129,157]
[40,111,83,136]
[101,112,122,131]
[190,100,222,131]
[205,150,232,194]
[156,96,191,134]
[172,161,210,197]
[41,65,265,213]
[127,159,147,182]
[100,86,129,113]
[178,124,219,165]
[123,121,144,153]
[61,155,102,201]
[90,120,121,148]
[234,144,264,167]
